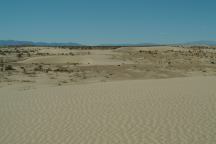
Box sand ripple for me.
[0,77,216,144]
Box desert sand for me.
[0,46,216,143]
[0,76,216,144]
[1,46,216,88]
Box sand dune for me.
[115,46,183,52]
[0,76,216,144]
[1,46,216,87]
[20,54,132,65]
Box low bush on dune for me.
[5,65,15,71]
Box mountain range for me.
[182,41,216,46]
[0,40,82,46]
[0,40,216,46]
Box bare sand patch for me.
[115,46,182,52]
[0,76,216,144]
[19,55,132,65]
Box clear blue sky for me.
[0,0,215,45]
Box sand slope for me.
[0,76,216,144]
[20,55,132,65]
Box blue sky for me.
[0,0,215,45]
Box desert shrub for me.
[45,68,52,73]
[73,63,79,66]
[0,51,6,55]
[5,65,15,70]
[34,65,43,71]
[54,67,69,72]
[27,52,31,57]
[17,53,23,58]
[69,52,74,56]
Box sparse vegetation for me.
[5,65,15,71]
[0,46,216,87]
[34,65,43,71]
[17,53,23,58]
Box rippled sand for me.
[0,76,216,144]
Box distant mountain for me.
[101,41,216,46]
[182,41,216,46]
[99,41,216,46]
[0,40,82,46]
[98,43,161,46]
[1,40,216,47]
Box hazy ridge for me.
[1,40,216,46]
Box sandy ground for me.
[0,76,216,144]
[0,46,216,88]
[0,46,216,143]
